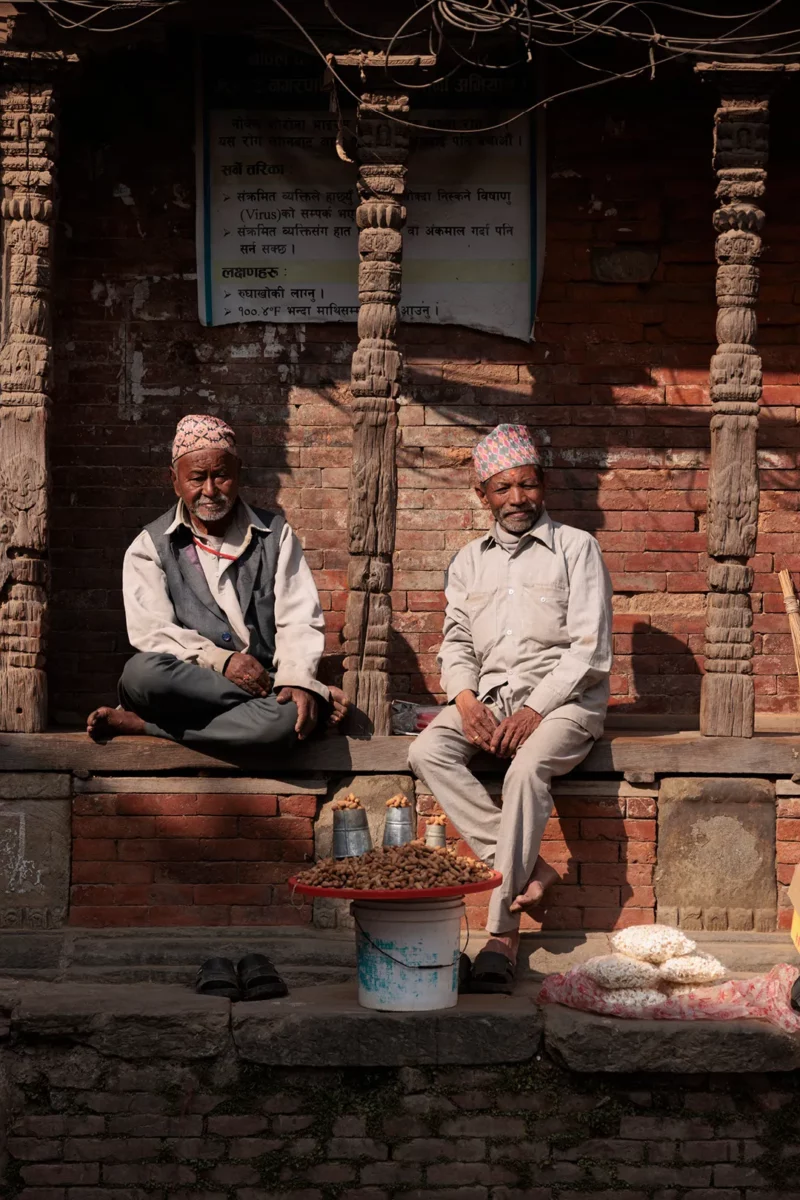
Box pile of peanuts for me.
[427,814,447,826]
[385,794,410,808]
[332,793,363,811]
[296,842,494,891]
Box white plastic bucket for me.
[351,897,464,1012]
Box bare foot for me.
[509,856,560,915]
[327,685,349,727]
[87,706,146,741]
[484,930,520,964]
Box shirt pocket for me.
[466,591,496,662]
[522,583,569,647]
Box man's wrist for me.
[455,689,478,711]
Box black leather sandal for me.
[237,953,289,1001]
[468,949,516,995]
[458,952,473,994]
[195,957,241,1000]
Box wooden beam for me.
[0,81,57,732]
[330,54,437,69]
[4,731,800,776]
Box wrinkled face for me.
[476,463,545,535]
[171,448,240,525]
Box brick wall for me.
[6,1041,800,1200]
[70,791,314,927]
[50,43,800,725]
[416,782,656,932]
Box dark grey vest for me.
[145,502,285,672]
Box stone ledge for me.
[7,980,231,1060]
[232,982,542,1067]
[2,976,800,1073]
[543,1002,800,1072]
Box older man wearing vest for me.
[409,424,612,993]
[87,414,346,747]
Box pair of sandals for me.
[196,953,287,1002]
[458,949,516,995]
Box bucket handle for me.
[352,910,470,971]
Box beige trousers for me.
[408,689,594,934]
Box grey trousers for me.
[408,690,594,934]
[119,652,299,749]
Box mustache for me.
[191,496,232,513]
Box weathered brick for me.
[393,1139,486,1163]
[21,1165,99,1186]
[440,1117,526,1138]
[327,1138,389,1161]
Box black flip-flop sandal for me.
[195,957,241,1000]
[468,949,516,995]
[237,953,289,1002]
[458,952,472,994]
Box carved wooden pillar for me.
[698,65,783,738]
[0,82,56,731]
[342,90,408,735]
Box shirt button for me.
[506,629,512,635]
[222,632,232,642]
[508,588,514,595]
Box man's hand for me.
[223,652,271,697]
[490,707,542,758]
[455,690,499,753]
[276,685,318,740]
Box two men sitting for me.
[89,416,612,991]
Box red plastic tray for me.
[288,869,502,902]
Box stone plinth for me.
[655,776,776,931]
[0,775,71,929]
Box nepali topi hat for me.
[172,414,238,463]
[473,424,542,484]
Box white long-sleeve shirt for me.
[122,499,329,700]
[438,508,612,738]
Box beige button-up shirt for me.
[438,508,612,738]
[122,499,329,700]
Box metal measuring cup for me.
[383,805,416,847]
[332,807,373,859]
[424,823,447,849]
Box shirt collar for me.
[480,507,555,553]
[165,498,269,538]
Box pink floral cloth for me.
[538,961,800,1033]
[472,424,542,484]
[172,414,237,463]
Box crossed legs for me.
[88,652,298,748]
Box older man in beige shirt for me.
[88,414,345,747]
[409,424,612,992]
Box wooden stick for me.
[779,568,800,707]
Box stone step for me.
[1,926,797,986]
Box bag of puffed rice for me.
[610,924,697,964]
[665,983,704,997]
[602,987,667,1010]
[582,954,662,991]
[659,953,726,985]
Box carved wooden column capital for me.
[343,89,409,735]
[0,80,57,731]
[696,64,788,737]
